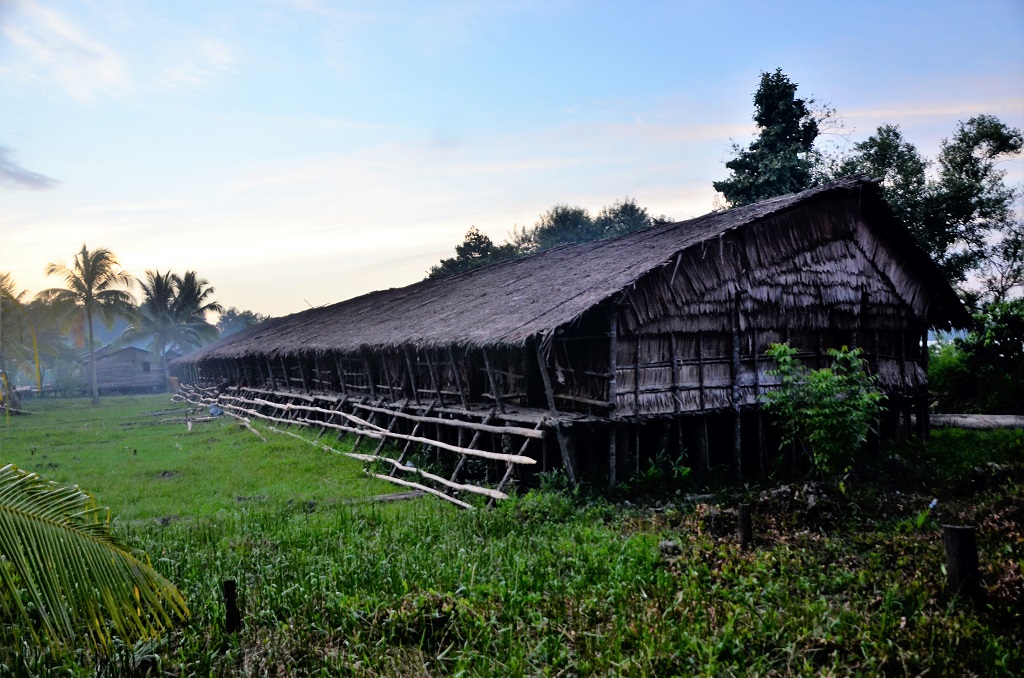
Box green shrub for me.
[930,300,1024,414]
[762,344,886,476]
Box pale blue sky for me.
[2,0,1022,316]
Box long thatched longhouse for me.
[172,177,969,504]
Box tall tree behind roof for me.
[713,68,822,207]
[37,245,135,405]
[120,270,222,380]
[837,116,1022,296]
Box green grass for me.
[0,395,390,520]
[1,397,1022,675]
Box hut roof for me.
[178,176,969,364]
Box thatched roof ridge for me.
[177,176,967,365]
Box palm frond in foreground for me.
[0,463,189,649]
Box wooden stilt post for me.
[481,348,505,414]
[403,348,420,404]
[394,401,437,468]
[223,580,242,633]
[609,313,619,487]
[731,292,743,482]
[333,354,348,396]
[298,355,310,392]
[942,525,979,598]
[447,346,469,409]
[696,333,709,472]
[535,340,576,485]
[608,423,617,488]
[425,350,446,404]
[448,411,496,484]
[919,327,930,440]
[377,355,396,401]
[737,504,752,549]
[279,357,291,391]
[363,354,378,400]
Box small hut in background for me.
[171,177,968,501]
[86,345,179,395]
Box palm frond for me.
[0,463,189,649]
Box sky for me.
[1,0,1022,318]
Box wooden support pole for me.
[609,313,619,487]
[223,580,242,633]
[266,358,277,390]
[448,346,469,409]
[298,355,310,393]
[403,348,420,404]
[425,350,446,404]
[753,326,766,474]
[553,423,578,486]
[737,504,752,549]
[372,408,401,455]
[449,411,496,484]
[919,327,930,440]
[608,423,617,488]
[377,355,396,400]
[633,336,641,420]
[535,340,575,484]
[280,356,291,392]
[333,354,349,396]
[481,348,505,414]
[731,293,743,482]
[396,401,435,466]
[943,525,980,598]
[369,473,474,510]
[363,354,378,400]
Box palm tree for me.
[121,270,222,380]
[38,246,136,405]
[0,463,189,650]
[0,273,43,407]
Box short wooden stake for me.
[737,504,752,549]
[223,579,241,633]
[942,525,979,598]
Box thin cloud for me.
[0,146,57,190]
[161,38,236,89]
[0,0,130,102]
[845,97,1024,123]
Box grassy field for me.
[1,395,1022,676]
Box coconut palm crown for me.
[120,270,223,378]
[0,463,189,650]
[37,246,136,405]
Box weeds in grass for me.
[0,396,1021,675]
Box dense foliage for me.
[713,69,823,207]
[428,198,661,279]
[837,116,1023,289]
[930,299,1024,414]
[762,344,886,476]
[120,270,223,377]
[216,306,271,338]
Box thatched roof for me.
[177,176,968,364]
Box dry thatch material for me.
[171,176,970,485]
[177,176,967,367]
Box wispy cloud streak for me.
[0,146,57,189]
[0,0,130,102]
